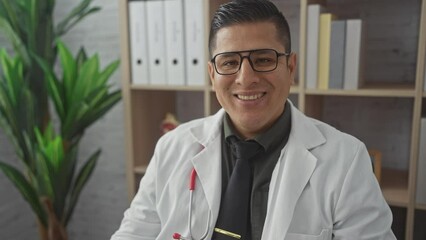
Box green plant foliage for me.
[39,41,121,142]
[0,161,47,226]
[0,50,36,168]
[0,0,121,235]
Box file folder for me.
[344,19,364,90]
[165,0,186,85]
[146,0,167,85]
[306,4,324,89]
[184,0,207,86]
[329,20,346,89]
[128,0,149,84]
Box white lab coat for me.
[112,103,396,240]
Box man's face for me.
[208,21,297,139]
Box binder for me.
[343,19,364,90]
[306,4,324,89]
[317,13,336,90]
[128,0,149,84]
[164,0,186,85]
[328,20,346,89]
[184,0,207,86]
[146,0,167,85]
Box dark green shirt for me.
[220,101,292,240]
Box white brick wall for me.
[0,0,127,239]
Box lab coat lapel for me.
[189,109,225,226]
[262,104,325,239]
[262,141,317,239]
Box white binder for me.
[164,0,186,85]
[306,4,324,89]
[343,19,364,90]
[128,0,149,84]
[146,0,167,85]
[184,0,207,86]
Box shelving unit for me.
[118,0,426,239]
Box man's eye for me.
[255,58,274,65]
[221,60,239,67]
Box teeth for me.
[237,93,264,100]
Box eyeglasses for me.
[210,49,291,75]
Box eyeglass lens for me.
[214,49,279,75]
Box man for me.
[112,0,396,239]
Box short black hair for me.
[208,0,291,57]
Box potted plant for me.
[0,1,121,239]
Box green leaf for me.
[33,53,66,121]
[63,149,100,225]
[72,54,99,101]
[55,0,99,36]
[0,51,17,105]
[34,150,55,200]
[86,86,108,107]
[46,72,65,120]
[56,40,77,105]
[59,7,101,37]
[0,17,31,66]
[28,0,38,39]
[0,161,47,227]
[54,144,78,219]
[95,60,119,88]
[0,1,21,36]
[76,47,88,71]
[75,90,121,137]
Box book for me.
[128,0,149,84]
[317,13,336,90]
[416,118,426,204]
[328,20,346,89]
[343,19,364,90]
[306,4,325,89]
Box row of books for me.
[129,0,206,86]
[306,4,365,90]
[417,118,426,205]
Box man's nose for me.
[235,57,259,86]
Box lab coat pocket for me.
[285,229,331,240]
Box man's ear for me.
[287,53,297,84]
[208,62,216,90]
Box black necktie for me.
[213,136,263,240]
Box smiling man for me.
[112,1,396,239]
[208,21,295,140]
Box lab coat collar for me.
[288,100,326,150]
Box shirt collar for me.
[223,101,292,152]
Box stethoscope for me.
[173,168,212,240]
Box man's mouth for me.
[235,93,265,101]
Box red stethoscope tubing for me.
[173,168,211,240]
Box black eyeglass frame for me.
[210,48,291,75]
